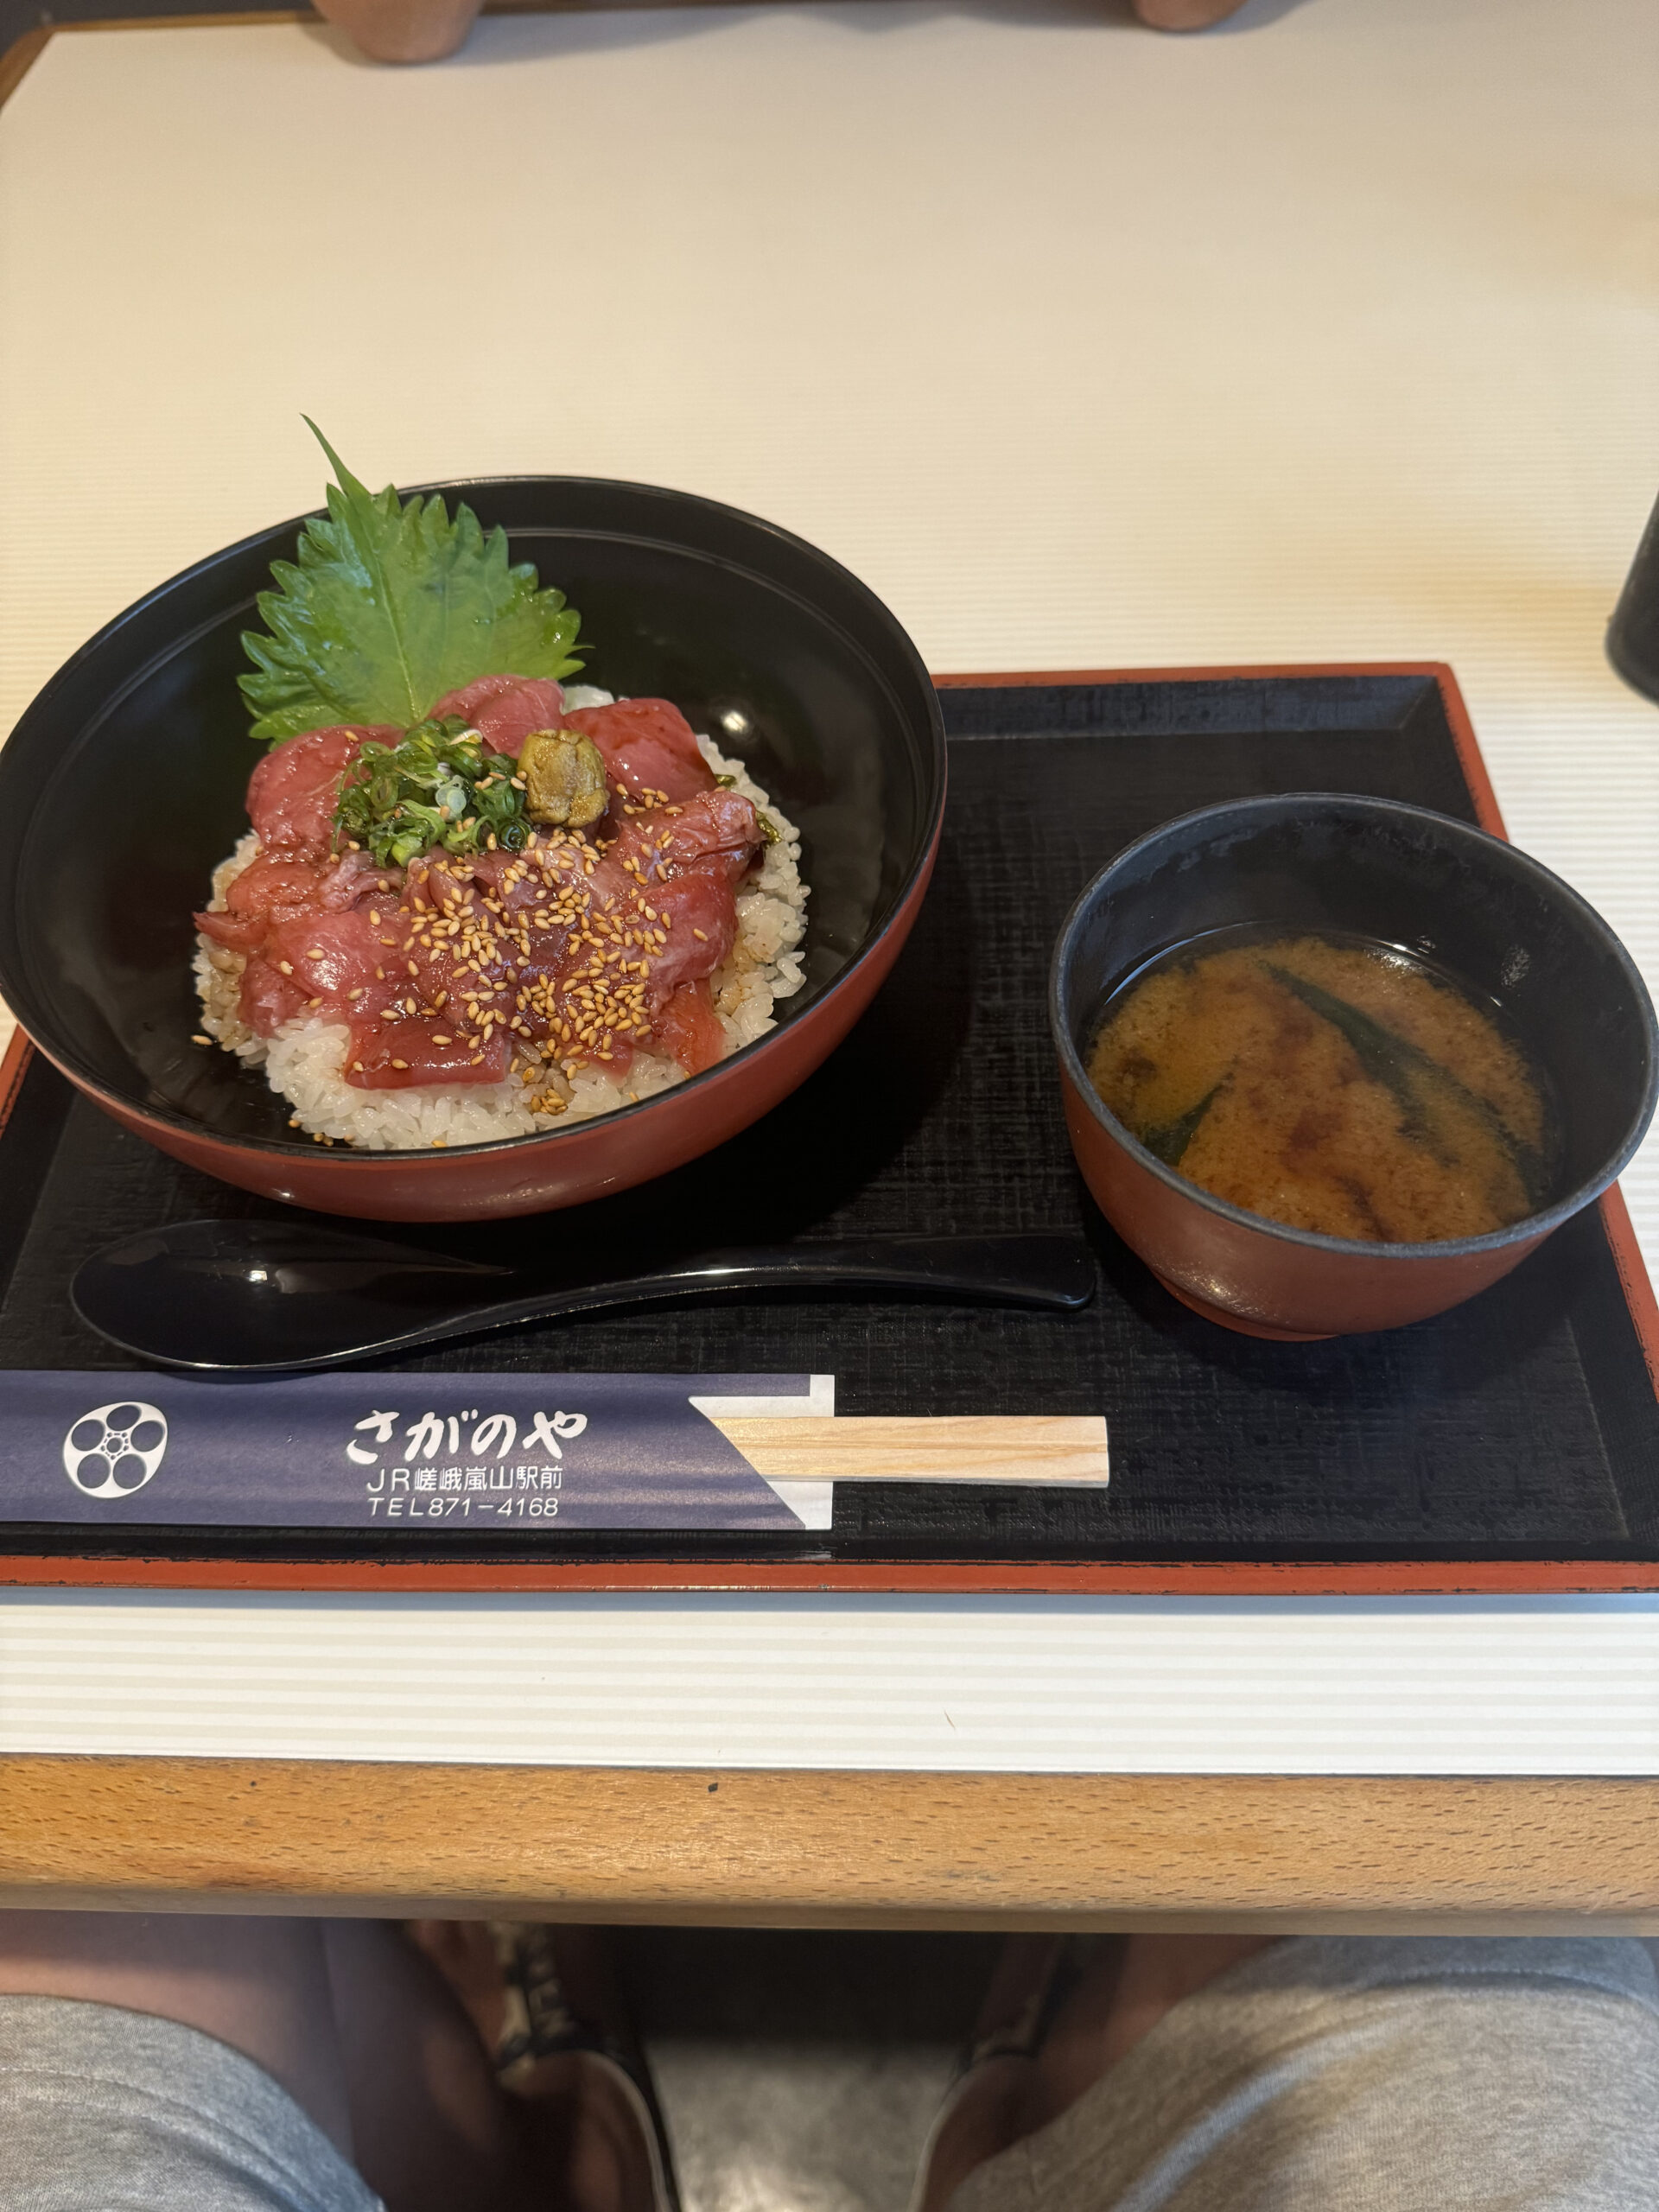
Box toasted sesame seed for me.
[391,1058,409,1070]
[191,1032,212,1046]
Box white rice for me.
[193,704,809,1150]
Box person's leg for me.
[936,1936,1659,2212]
[322,1919,537,2211]
[921,1937,1274,2212]
[0,1910,655,2212]
[0,1909,356,2156]
[325,1919,657,2212]
[1014,1934,1275,2139]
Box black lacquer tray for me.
[4,665,1658,1595]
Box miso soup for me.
[1085,927,1558,1244]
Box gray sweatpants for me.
[0,1993,379,2211]
[956,1937,1659,2212]
[4,1939,1659,2209]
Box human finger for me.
[313,0,484,64]
[1133,0,1251,29]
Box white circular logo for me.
[62,1401,168,1498]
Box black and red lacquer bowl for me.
[0,480,945,1221]
[1051,794,1659,1338]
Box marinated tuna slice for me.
[653,978,728,1075]
[219,781,760,1080]
[197,663,808,1140]
[563,698,716,804]
[238,950,312,1035]
[312,849,397,911]
[612,789,762,889]
[430,675,566,756]
[411,841,654,1073]
[195,853,332,953]
[246,724,394,856]
[347,1015,513,1090]
[264,908,401,1027]
[325,828,751,1083]
[639,869,741,1005]
[202,850,396,966]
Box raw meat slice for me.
[612,789,762,889]
[431,675,565,757]
[346,1014,513,1090]
[639,869,741,1005]
[246,725,393,856]
[202,670,804,1133]
[563,698,715,804]
[653,978,728,1074]
[238,950,311,1035]
[194,853,330,953]
[264,908,402,1029]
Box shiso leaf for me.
[238,420,583,746]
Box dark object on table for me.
[6,668,1659,1588]
[0,478,944,1221]
[72,1221,1095,1371]
[1608,489,1659,706]
[1052,794,1657,1339]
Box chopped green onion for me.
[334,717,534,869]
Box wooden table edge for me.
[6,1758,1659,1930]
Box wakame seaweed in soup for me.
[1086,926,1560,1244]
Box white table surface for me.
[2,0,1657,1774]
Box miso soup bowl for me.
[1050,794,1659,1339]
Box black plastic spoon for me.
[72,1218,1096,1373]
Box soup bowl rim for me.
[1049,789,1659,1264]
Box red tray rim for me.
[5,658,1656,1596]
